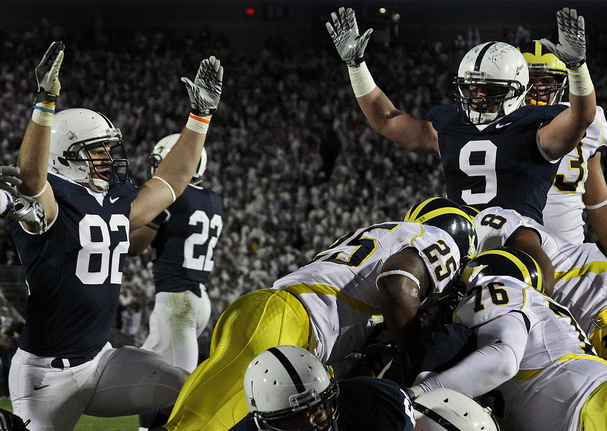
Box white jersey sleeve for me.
[543,105,607,244]
[473,206,537,253]
[272,221,462,365]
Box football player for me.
[472,205,607,359]
[129,134,224,430]
[327,7,596,224]
[518,40,607,249]
[232,345,416,431]
[233,346,498,431]
[408,247,607,431]
[151,197,477,431]
[7,42,223,430]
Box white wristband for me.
[376,269,421,291]
[568,63,594,97]
[152,175,176,203]
[586,198,607,210]
[347,62,377,97]
[185,113,211,134]
[31,108,55,126]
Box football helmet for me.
[413,388,500,431]
[49,108,128,192]
[147,133,207,186]
[244,345,339,431]
[461,246,544,293]
[454,41,529,124]
[404,197,478,266]
[518,40,567,106]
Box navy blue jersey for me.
[230,376,415,431]
[425,104,567,223]
[151,184,223,296]
[10,173,137,358]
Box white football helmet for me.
[49,108,128,192]
[454,41,529,125]
[148,133,207,185]
[244,345,339,431]
[413,389,500,431]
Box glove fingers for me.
[0,183,18,195]
[0,166,20,176]
[326,22,337,39]
[539,38,557,53]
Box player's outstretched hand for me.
[34,41,65,104]
[326,7,373,66]
[181,56,223,116]
[540,8,586,69]
[0,165,22,195]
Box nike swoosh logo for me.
[109,197,119,203]
[34,384,49,391]
[495,122,512,129]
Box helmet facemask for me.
[253,381,340,431]
[454,73,527,125]
[526,68,567,106]
[519,40,568,106]
[63,138,129,192]
[455,41,529,125]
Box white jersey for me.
[454,274,607,431]
[272,221,462,365]
[543,105,607,243]
[473,206,607,337]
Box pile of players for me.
[0,4,606,431]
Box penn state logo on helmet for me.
[404,197,478,266]
[454,41,529,125]
[461,246,545,293]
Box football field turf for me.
[0,398,139,430]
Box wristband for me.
[347,62,376,97]
[31,101,56,126]
[152,175,176,203]
[568,63,594,97]
[185,113,211,134]
[376,269,421,291]
[586,198,607,210]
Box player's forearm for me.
[153,127,207,197]
[17,120,52,196]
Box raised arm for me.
[17,41,65,230]
[538,8,596,159]
[130,56,223,229]
[326,7,438,154]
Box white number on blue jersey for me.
[76,214,129,284]
[183,211,223,272]
[459,140,498,204]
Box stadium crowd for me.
[0,16,606,358]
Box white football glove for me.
[181,56,223,116]
[540,8,586,69]
[34,41,65,104]
[0,166,47,234]
[326,7,373,66]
